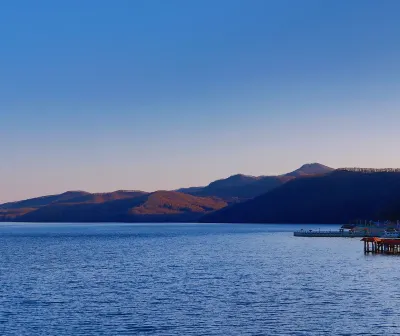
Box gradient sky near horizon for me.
[1,0,400,202]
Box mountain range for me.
[202,168,400,224]
[9,191,227,223]
[178,163,333,201]
[10,162,397,224]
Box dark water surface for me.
[1,223,399,335]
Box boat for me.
[380,228,400,238]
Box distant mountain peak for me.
[285,163,334,177]
[61,190,90,196]
[226,173,260,180]
[299,163,330,169]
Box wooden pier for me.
[362,237,400,254]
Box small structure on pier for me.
[362,237,400,254]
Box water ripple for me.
[1,223,400,335]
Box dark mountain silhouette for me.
[180,163,333,201]
[12,191,227,223]
[206,174,263,189]
[193,174,293,201]
[285,163,334,177]
[201,170,400,224]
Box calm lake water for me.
[1,223,399,335]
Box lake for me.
[1,223,399,335]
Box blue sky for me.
[1,0,400,201]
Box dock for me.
[362,237,400,254]
[294,230,374,238]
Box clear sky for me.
[1,0,400,202]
